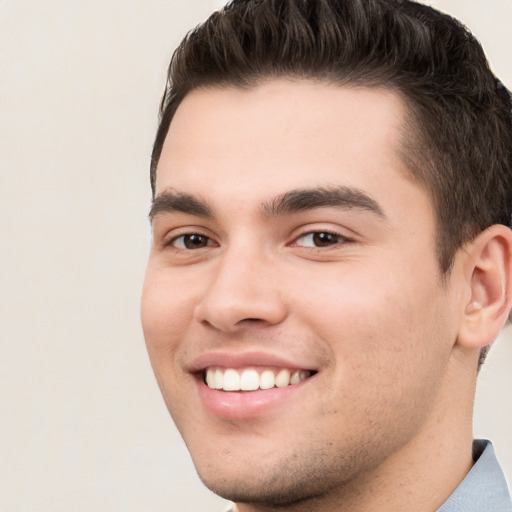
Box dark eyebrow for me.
[262,186,386,219]
[149,191,214,221]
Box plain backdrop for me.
[0,1,510,511]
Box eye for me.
[294,231,346,248]
[171,233,215,250]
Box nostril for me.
[236,318,266,327]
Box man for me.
[141,0,512,510]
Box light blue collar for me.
[437,440,511,511]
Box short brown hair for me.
[151,0,512,274]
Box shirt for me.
[437,439,511,512]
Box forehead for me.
[156,80,427,217]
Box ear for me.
[457,224,512,349]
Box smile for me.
[205,367,313,391]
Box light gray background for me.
[0,1,510,511]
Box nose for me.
[193,245,288,332]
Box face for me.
[141,81,464,507]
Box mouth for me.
[204,366,314,391]
[190,352,318,419]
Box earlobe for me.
[458,224,512,350]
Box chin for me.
[191,444,366,508]
[198,469,332,508]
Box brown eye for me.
[172,234,212,249]
[295,231,344,248]
[312,232,340,247]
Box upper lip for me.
[188,350,318,374]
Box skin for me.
[141,80,510,511]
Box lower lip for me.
[195,377,310,420]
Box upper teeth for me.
[205,367,311,391]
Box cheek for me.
[141,268,196,347]
[297,265,452,399]
[140,270,199,407]
[294,279,452,455]
[141,272,198,420]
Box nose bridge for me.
[194,237,286,331]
